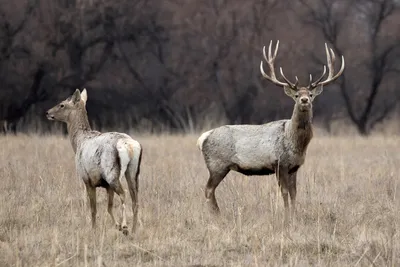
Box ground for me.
[0,133,399,266]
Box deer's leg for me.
[276,167,290,222]
[85,184,97,229]
[205,168,229,214]
[112,181,128,235]
[288,172,297,217]
[106,187,120,229]
[125,168,139,233]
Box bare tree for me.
[1,65,47,134]
[297,0,400,134]
[174,0,283,125]
[0,0,46,134]
[37,0,116,90]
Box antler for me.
[260,40,298,89]
[308,43,345,89]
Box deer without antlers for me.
[46,89,142,235]
[197,41,344,220]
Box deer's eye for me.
[295,94,299,98]
[309,94,313,98]
[60,104,65,108]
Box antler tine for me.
[260,61,287,87]
[266,40,280,61]
[294,76,299,87]
[261,45,276,80]
[279,67,297,89]
[263,43,269,62]
[330,48,336,67]
[309,65,327,88]
[311,44,345,87]
[260,40,292,87]
[268,40,273,60]
[319,55,345,86]
[273,40,279,59]
[324,43,333,79]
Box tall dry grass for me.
[0,133,399,266]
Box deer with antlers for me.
[197,41,345,220]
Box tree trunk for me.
[356,122,369,136]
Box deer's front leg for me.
[276,166,290,222]
[85,184,97,229]
[288,172,297,217]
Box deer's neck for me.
[287,105,313,152]
[66,109,91,153]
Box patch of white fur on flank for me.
[197,130,213,151]
[127,139,142,166]
[118,138,142,177]
[117,139,132,180]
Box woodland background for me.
[1,0,400,135]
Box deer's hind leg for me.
[106,187,120,229]
[205,166,230,214]
[125,167,139,233]
[109,180,127,235]
[104,159,129,235]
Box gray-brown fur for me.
[46,89,142,235]
[197,41,344,220]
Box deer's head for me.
[260,41,345,112]
[46,89,88,122]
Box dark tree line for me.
[0,0,400,135]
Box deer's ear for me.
[80,88,88,105]
[284,85,297,98]
[310,85,323,98]
[71,89,81,104]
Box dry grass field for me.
[0,133,399,266]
